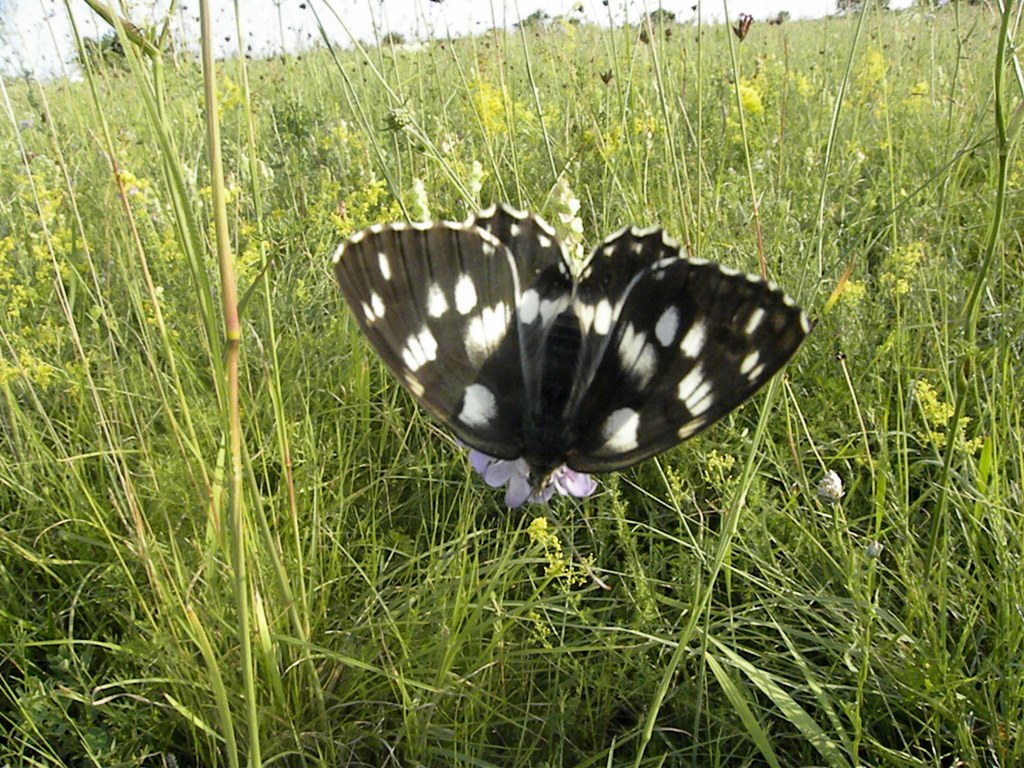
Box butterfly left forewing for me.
[567,230,810,472]
[334,219,531,459]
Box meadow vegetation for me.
[1,2,1022,765]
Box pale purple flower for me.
[467,449,597,507]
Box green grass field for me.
[1,2,1022,765]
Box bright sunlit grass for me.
[1,2,1022,766]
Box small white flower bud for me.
[817,470,844,505]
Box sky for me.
[0,0,884,80]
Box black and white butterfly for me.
[333,204,809,498]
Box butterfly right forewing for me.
[567,229,810,472]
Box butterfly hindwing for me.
[568,228,809,472]
[473,206,577,410]
[474,204,571,287]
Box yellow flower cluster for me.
[701,449,737,486]
[331,176,401,237]
[553,176,585,265]
[218,75,245,111]
[320,119,365,155]
[738,78,764,116]
[881,240,925,297]
[470,76,536,137]
[790,71,814,100]
[472,78,508,136]
[1,158,75,389]
[526,517,592,587]
[236,221,269,281]
[904,80,931,112]
[913,380,983,454]
[838,279,867,307]
[857,48,888,97]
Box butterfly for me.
[332,204,809,500]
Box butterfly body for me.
[333,204,810,491]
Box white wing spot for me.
[740,350,760,376]
[601,408,640,452]
[465,302,509,365]
[629,240,644,256]
[677,419,706,439]
[744,307,766,336]
[677,365,713,416]
[592,298,614,336]
[404,374,425,398]
[655,306,680,347]
[576,302,595,332]
[509,223,522,237]
[362,292,385,322]
[618,324,657,389]
[679,320,706,358]
[539,295,569,327]
[377,251,391,281]
[538,234,552,248]
[518,289,540,324]
[427,283,448,318]
[459,384,497,428]
[602,245,615,258]
[455,274,478,314]
[401,326,438,372]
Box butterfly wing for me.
[567,228,810,472]
[332,206,568,460]
[474,204,571,286]
[568,225,687,407]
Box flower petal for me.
[555,469,597,498]
[505,473,533,507]
[533,482,556,504]
[465,448,594,506]
[467,449,494,474]
[483,459,518,487]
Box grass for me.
[1,1,1022,765]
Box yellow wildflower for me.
[857,48,887,96]
[790,71,813,100]
[913,380,983,454]
[738,78,764,115]
[471,77,508,136]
